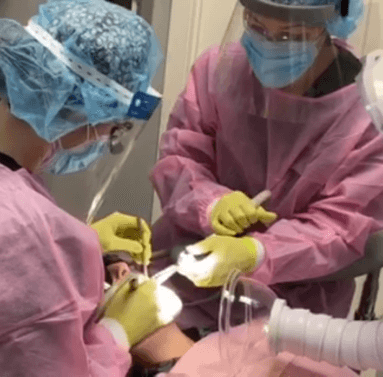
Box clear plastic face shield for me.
[85,104,160,224]
[239,1,331,90]
[39,83,162,225]
[356,52,383,134]
[216,0,370,127]
[219,269,277,375]
[353,0,383,134]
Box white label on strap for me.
[24,20,139,106]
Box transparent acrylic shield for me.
[219,269,277,375]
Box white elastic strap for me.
[24,20,135,106]
[93,125,100,141]
[100,317,130,351]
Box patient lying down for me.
[103,253,194,376]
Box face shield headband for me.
[240,0,350,28]
[24,20,162,126]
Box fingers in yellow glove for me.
[210,191,278,236]
[178,235,264,288]
[211,218,237,236]
[101,277,182,347]
[255,206,277,225]
[230,205,253,229]
[215,211,244,235]
[91,212,152,265]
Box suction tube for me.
[268,299,383,371]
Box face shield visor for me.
[355,3,383,135]
[85,112,159,224]
[213,0,379,204]
[356,51,383,134]
[216,0,370,127]
[239,0,335,90]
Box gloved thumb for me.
[184,235,216,257]
[256,207,277,225]
[184,244,204,257]
[108,212,140,230]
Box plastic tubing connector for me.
[268,299,383,371]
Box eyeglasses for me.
[59,120,134,153]
[109,121,134,154]
[244,10,325,42]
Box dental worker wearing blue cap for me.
[0,0,183,375]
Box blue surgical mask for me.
[240,29,320,89]
[41,139,108,175]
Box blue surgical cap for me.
[0,0,163,142]
[326,0,364,39]
[248,0,364,39]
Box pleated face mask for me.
[40,125,109,175]
[241,29,321,89]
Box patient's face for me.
[107,261,131,285]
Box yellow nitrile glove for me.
[91,212,152,265]
[177,235,264,288]
[210,191,277,236]
[100,276,182,347]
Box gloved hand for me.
[210,191,277,236]
[177,235,264,287]
[99,276,183,347]
[91,212,152,265]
